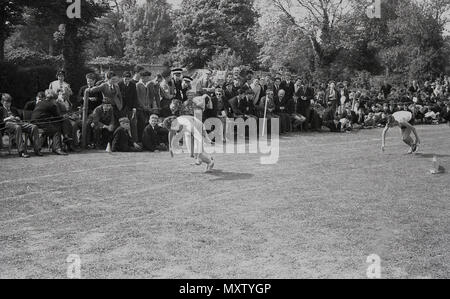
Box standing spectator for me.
[78,73,103,114]
[380,79,392,99]
[49,70,73,107]
[168,68,184,101]
[273,77,283,101]
[119,71,139,119]
[131,65,145,85]
[325,82,339,109]
[136,71,153,142]
[1,94,41,158]
[86,71,124,121]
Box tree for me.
[172,0,259,68]
[123,0,176,63]
[270,0,351,68]
[346,0,450,79]
[24,0,109,92]
[206,48,243,71]
[85,0,134,59]
[258,14,313,74]
[0,0,27,61]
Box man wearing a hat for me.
[168,68,184,101]
[90,98,116,149]
[1,93,41,158]
[111,117,142,152]
[181,76,194,102]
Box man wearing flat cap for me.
[112,117,142,152]
[91,98,116,149]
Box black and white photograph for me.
[0,0,449,282]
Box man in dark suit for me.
[229,89,247,117]
[1,93,42,158]
[281,74,295,100]
[118,71,138,119]
[142,114,169,152]
[294,79,315,131]
[273,77,283,101]
[274,89,292,134]
[31,90,68,155]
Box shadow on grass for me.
[415,153,450,159]
[205,169,254,181]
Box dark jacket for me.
[142,124,168,152]
[92,106,115,128]
[118,81,138,112]
[31,101,61,123]
[112,126,135,152]
[78,85,103,114]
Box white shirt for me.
[393,111,412,123]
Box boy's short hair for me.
[106,71,117,80]
[1,93,12,102]
[141,71,152,77]
[134,65,145,74]
[86,73,96,80]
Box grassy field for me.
[0,125,449,279]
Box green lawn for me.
[0,125,449,279]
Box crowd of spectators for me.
[1,66,450,158]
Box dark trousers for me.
[92,126,114,148]
[136,109,150,143]
[5,122,40,153]
[38,123,62,151]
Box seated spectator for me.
[142,114,169,152]
[322,102,340,132]
[24,92,46,114]
[54,91,81,151]
[91,98,116,149]
[0,93,42,158]
[31,90,68,156]
[112,117,142,152]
